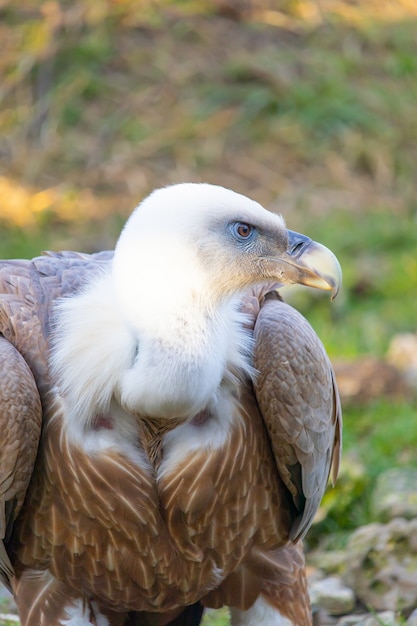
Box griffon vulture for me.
[0,183,342,626]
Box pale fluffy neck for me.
[52,271,254,439]
[111,236,254,420]
[117,292,253,419]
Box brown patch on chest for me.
[139,407,213,468]
[92,414,114,430]
[138,414,186,468]
[189,407,212,427]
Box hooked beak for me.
[268,230,342,300]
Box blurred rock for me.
[309,550,349,576]
[356,611,398,626]
[336,617,364,626]
[371,467,417,522]
[0,585,16,615]
[408,609,417,626]
[333,357,410,405]
[387,332,417,391]
[310,576,355,615]
[345,518,417,611]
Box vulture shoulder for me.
[250,287,341,541]
[0,336,41,591]
[0,251,112,590]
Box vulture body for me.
[0,184,342,626]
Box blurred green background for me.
[0,0,416,623]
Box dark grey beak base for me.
[284,230,342,299]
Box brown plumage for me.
[0,183,342,626]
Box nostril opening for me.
[287,230,312,257]
[290,241,306,255]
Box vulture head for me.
[55,183,341,434]
[112,183,340,307]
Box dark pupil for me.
[237,223,251,238]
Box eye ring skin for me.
[231,222,255,241]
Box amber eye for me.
[233,222,254,240]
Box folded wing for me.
[252,289,342,541]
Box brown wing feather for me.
[252,289,342,541]
[0,337,42,590]
[260,543,311,625]
[158,383,312,621]
[14,415,177,616]
[0,252,112,590]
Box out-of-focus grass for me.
[0,589,19,626]
[201,608,230,626]
[285,207,417,358]
[343,400,417,474]
[308,398,417,548]
[1,1,416,198]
